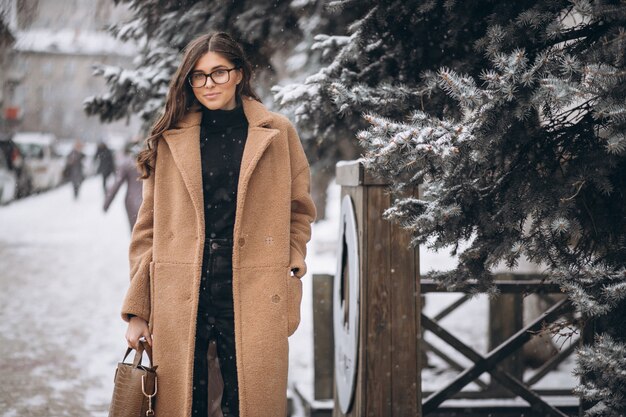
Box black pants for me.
[192,237,239,417]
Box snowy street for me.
[0,177,132,416]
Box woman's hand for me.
[125,316,153,350]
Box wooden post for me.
[313,273,335,400]
[333,160,421,417]
[579,315,595,417]
[488,273,524,395]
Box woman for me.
[121,32,316,417]
[103,142,143,231]
[94,141,116,193]
[64,140,85,199]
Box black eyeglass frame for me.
[188,67,240,88]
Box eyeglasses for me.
[188,67,240,88]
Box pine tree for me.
[275,0,626,414]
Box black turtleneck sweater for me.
[199,97,249,241]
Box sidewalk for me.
[0,177,130,417]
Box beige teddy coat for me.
[120,96,317,417]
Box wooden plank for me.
[335,166,421,416]
[363,169,389,185]
[423,404,580,417]
[421,279,563,294]
[335,160,390,186]
[422,299,573,416]
[534,389,577,396]
[389,186,420,416]
[422,315,568,417]
[313,274,335,400]
[364,185,392,416]
[422,314,569,416]
[421,389,576,399]
[415,204,422,417]
[354,184,365,417]
[433,295,471,322]
[335,160,363,187]
[293,381,334,417]
[421,340,489,390]
[413,184,423,415]
[488,274,524,394]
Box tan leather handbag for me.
[108,340,158,417]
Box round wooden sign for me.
[334,194,360,413]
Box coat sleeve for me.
[286,121,317,279]
[120,168,154,323]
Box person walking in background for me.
[94,140,116,193]
[64,140,85,200]
[103,142,143,231]
[121,32,316,417]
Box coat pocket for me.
[286,267,303,337]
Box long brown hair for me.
[137,32,261,178]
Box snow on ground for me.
[0,175,577,417]
[0,177,131,416]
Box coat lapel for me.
[162,124,203,222]
[238,96,281,197]
[161,96,280,227]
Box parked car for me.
[0,147,17,204]
[0,132,33,197]
[12,132,65,192]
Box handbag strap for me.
[141,340,154,368]
[121,339,154,369]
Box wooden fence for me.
[292,160,585,417]
[421,279,582,417]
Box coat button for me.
[211,242,219,250]
[238,237,245,247]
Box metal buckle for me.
[142,374,158,416]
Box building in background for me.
[0,6,17,132]
[0,0,140,142]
